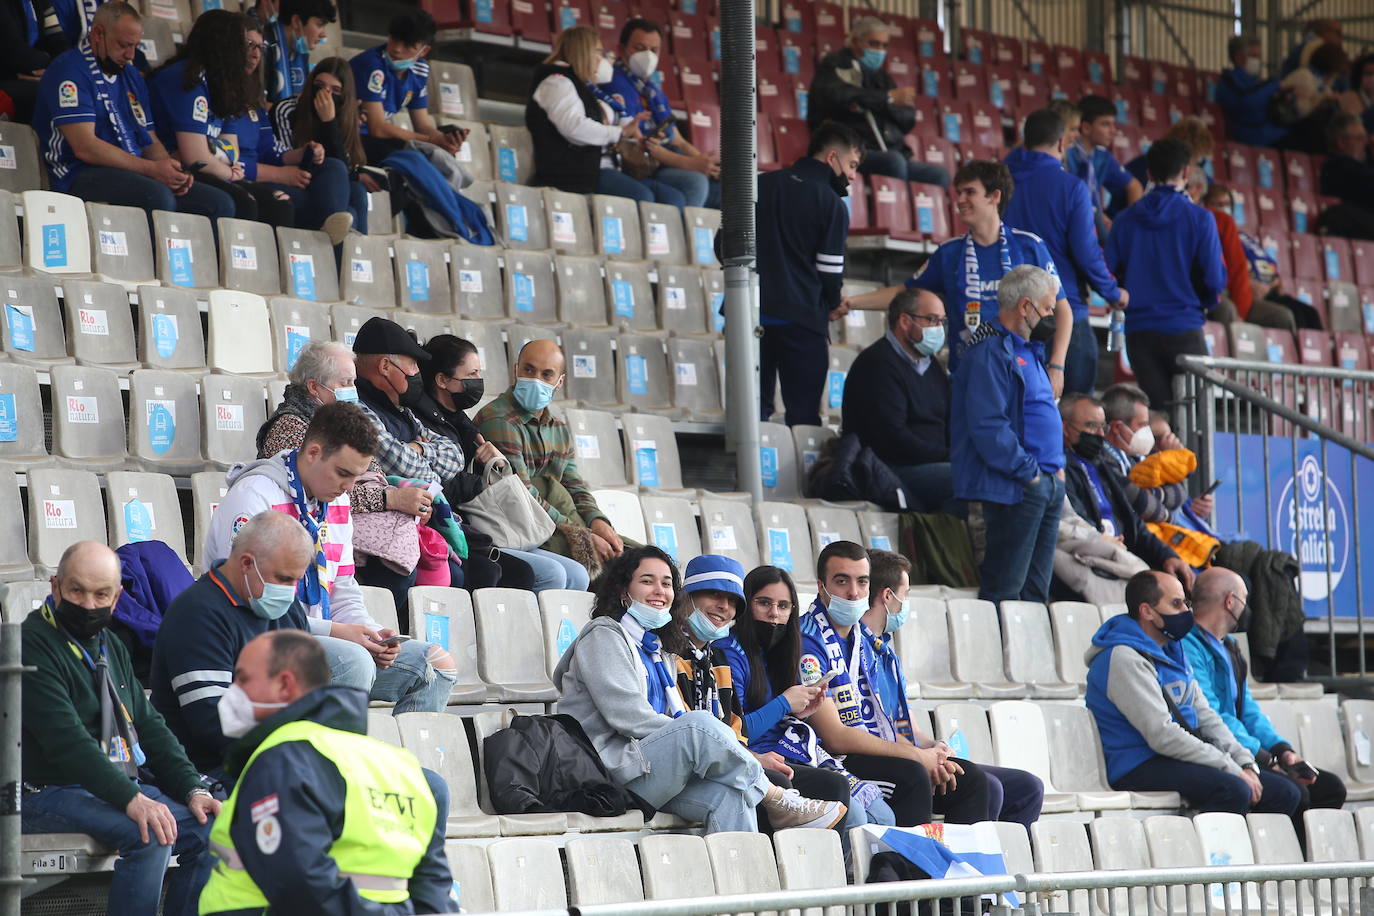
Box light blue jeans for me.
[653,166,710,208]
[501,547,590,591]
[317,634,455,712]
[623,710,768,833]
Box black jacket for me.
[756,157,850,331]
[526,62,605,194]
[483,713,650,817]
[807,432,907,510]
[808,47,916,153]
[1064,453,1180,571]
[411,391,485,504]
[842,336,950,468]
[1319,152,1374,213]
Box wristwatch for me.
[186,786,214,804]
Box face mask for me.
[54,598,113,640]
[396,369,426,408]
[687,607,733,643]
[628,49,658,80]
[1126,424,1156,457]
[451,377,485,410]
[244,557,296,620]
[513,376,557,413]
[96,53,123,75]
[826,157,850,196]
[754,619,787,650]
[884,596,910,634]
[331,385,358,403]
[217,683,288,739]
[626,598,672,631]
[914,324,945,356]
[1244,56,1261,76]
[859,48,886,70]
[1073,431,1106,462]
[1157,608,1195,641]
[1231,604,1252,634]
[594,57,614,85]
[823,590,868,627]
[389,56,417,71]
[1028,307,1057,345]
[292,34,310,55]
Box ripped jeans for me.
[316,635,456,713]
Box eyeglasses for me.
[1075,421,1107,433]
[1161,597,1192,612]
[752,596,793,614]
[245,40,265,52]
[909,313,948,328]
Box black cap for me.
[351,317,430,363]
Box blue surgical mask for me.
[860,48,886,70]
[292,34,310,55]
[513,376,556,413]
[389,56,417,71]
[267,12,278,22]
[914,324,945,356]
[1159,608,1195,641]
[331,385,358,403]
[687,608,733,643]
[626,598,672,631]
[824,590,868,627]
[884,596,910,633]
[245,557,296,620]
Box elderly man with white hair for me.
[950,264,1066,604]
[807,15,949,188]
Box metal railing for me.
[1176,355,1374,676]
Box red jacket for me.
[1210,208,1253,319]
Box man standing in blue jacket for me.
[1104,138,1226,411]
[756,121,863,426]
[1215,37,1291,148]
[1086,570,1301,815]
[1005,109,1128,397]
[950,265,1065,604]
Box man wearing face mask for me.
[199,629,455,916]
[21,541,220,916]
[840,288,956,514]
[1216,36,1291,147]
[1182,568,1346,829]
[1086,570,1302,816]
[950,266,1066,605]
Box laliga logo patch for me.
[368,69,385,95]
[192,95,209,123]
[798,654,823,685]
[59,80,79,108]
[232,514,251,535]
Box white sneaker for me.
[761,786,847,830]
[322,211,353,245]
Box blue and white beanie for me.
[682,554,746,606]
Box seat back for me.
[1143,814,1207,912]
[592,489,648,543]
[444,842,495,914]
[136,284,205,370]
[756,500,815,585]
[395,239,453,314]
[268,298,332,373]
[790,425,835,484]
[488,838,568,910]
[190,471,227,570]
[333,305,389,351]
[987,700,1056,789]
[946,598,1011,684]
[804,505,862,554]
[993,822,1034,878]
[1089,817,1151,914]
[668,336,722,415]
[449,243,505,320]
[538,588,593,678]
[88,202,156,285]
[218,217,280,294]
[128,369,203,469]
[1040,703,1113,793]
[604,259,656,330]
[562,407,626,487]
[617,334,672,411]
[206,289,275,376]
[1295,700,1352,781]
[28,469,106,572]
[758,422,800,499]
[699,498,762,569]
[640,495,702,567]
[408,586,486,698]
[1000,600,1062,685]
[823,346,857,421]
[857,510,900,552]
[472,587,556,692]
[105,471,186,561]
[2,580,49,622]
[542,188,595,256]
[276,227,339,302]
[656,265,708,335]
[591,195,644,259]
[50,364,126,463]
[905,598,962,686]
[684,207,720,267]
[503,250,557,323]
[704,831,780,896]
[200,374,267,469]
[395,711,484,816]
[494,182,549,251]
[932,702,995,761]
[0,363,50,465]
[153,211,216,288]
[488,125,535,185]
[358,584,400,634]
[1048,601,1099,685]
[0,470,32,579]
[366,710,402,746]
[1342,698,1374,783]
[1194,812,1262,912]
[621,413,683,489]
[0,190,20,270]
[641,834,714,899]
[341,236,397,309]
[556,255,610,327]
[640,201,688,265]
[565,836,644,905]
[22,190,90,274]
[0,123,44,193]
[448,121,491,183]
[1029,820,1093,916]
[1,276,70,363]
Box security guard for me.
[199,630,454,915]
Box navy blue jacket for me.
[1214,68,1289,147]
[1320,153,1374,212]
[841,334,949,467]
[757,156,850,333]
[1104,186,1225,335]
[1004,148,1122,320]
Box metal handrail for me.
[1180,354,1374,384]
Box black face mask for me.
[55,599,114,641]
[827,160,850,197]
[754,619,787,650]
[452,377,485,410]
[1073,432,1106,462]
[1028,310,1057,345]
[97,54,123,75]
[398,370,426,408]
[1231,604,1253,634]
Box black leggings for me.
[844,754,989,827]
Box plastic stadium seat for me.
[395,239,453,315]
[1296,702,1374,800]
[150,210,213,289]
[450,244,505,320]
[754,422,799,499]
[332,305,387,352]
[987,701,1077,812]
[999,601,1079,698]
[1048,601,1100,686]
[1,277,71,367]
[904,599,974,698]
[1089,818,1151,914]
[946,599,1028,698]
[603,260,655,331]
[444,843,495,913]
[22,191,90,275]
[684,206,718,266]
[88,202,156,288]
[836,303,884,349]
[858,510,900,553]
[1343,699,1374,786]
[656,265,708,336]
[407,586,489,705]
[494,182,549,251]
[701,832,781,902]
[698,497,760,569]
[641,834,714,899]
[0,471,33,581]
[503,250,557,324]
[0,363,49,469]
[538,588,592,678]
[667,336,722,420]
[128,369,203,474]
[472,588,559,702]
[1282,151,1316,194]
[1355,241,1374,288]
[933,702,994,763]
[1329,283,1361,333]
[1246,813,1313,914]
[395,712,500,837]
[593,489,647,543]
[1193,812,1263,912]
[362,187,396,235]
[447,121,492,183]
[592,195,644,260]
[340,236,397,310]
[275,227,339,302]
[566,836,645,905]
[201,374,267,470]
[1030,821,1094,916]
[217,217,280,294]
[1,580,49,622]
[466,713,570,833]
[28,469,106,574]
[1227,320,1266,361]
[1201,319,1230,358]
[756,500,815,586]
[358,585,400,635]
[560,328,618,408]
[542,188,595,256]
[266,298,330,374]
[555,255,609,328]
[1040,704,1132,810]
[1143,815,1208,912]
[701,269,725,334]
[804,504,861,554]
[366,709,402,746]
[487,839,570,910]
[639,488,700,566]
[206,290,274,376]
[49,364,126,471]
[0,122,44,193]
[616,334,674,414]
[640,201,688,266]
[61,279,138,372]
[105,471,186,561]
[428,60,480,124]
[488,125,535,185]
[789,426,835,486]
[189,470,226,571]
[1289,192,1319,236]
[0,190,20,271]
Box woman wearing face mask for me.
[554,547,846,834]
[527,26,686,207]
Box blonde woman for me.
[526,25,684,206]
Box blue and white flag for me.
[858,821,1019,907]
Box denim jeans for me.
[622,710,768,833]
[68,166,235,226]
[653,166,709,208]
[979,473,1064,604]
[596,168,687,210]
[268,157,353,231]
[1063,315,1099,398]
[892,462,958,514]
[317,634,455,712]
[22,782,213,916]
[859,149,951,188]
[500,547,590,591]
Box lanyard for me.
[283,449,332,618]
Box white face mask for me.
[217,683,288,738]
[1126,424,1156,457]
[627,49,658,80]
[1244,56,1262,77]
[593,57,614,85]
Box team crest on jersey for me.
[368,69,385,94]
[192,95,209,123]
[248,108,259,121]
[127,92,148,126]
[58,80,79,108]
[964,305,981,330]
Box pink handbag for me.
[351,471,421,574]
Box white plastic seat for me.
[494,182,548,251]
[395,239,453,314]
[444,842,495,913]
[857,510,900,553]
[822,346,857,422]
[1295,700,1374,800]
[0,471,33,581]
[640,200,687,266]
[365,711,402,747]
[1,276,73,366]
[684,206,719,267]
[450,121,492,183]
[838,304,885,349]
[641,833,713,896]
[542,188,594,256]
[698,497,761,570]
[200,374,267,470]
[218,217,280,294]
[363,188,396,236]
[22,190,91,274]
[153,210,216,288]
[566,836,645,905]
[453,320,509,397]
[538,588,592,678]
[459,180,495,230]
[268,297,333,374]
[704,831,780,897]
[702,269,725,334]
[1048,601,1099,686]
[1144,814,1209,913]
[487,125,535,185]
[561,328,620,408]
[394,712,500,837]
[487,838,567,909]
[190,471,227,573]
[136,284,205,370]
[603,259,656,331]
[61,279,138,371]
[502,250,557,323]
[592,489,647,543]
[791,425,835,486]
[999,601,1079,698]
[555,255,610,327]
[0,189,20,271]
[0,123,44,194]
[2,580,49,622]
[472,588,559,702]
[128,369,203,474]
[755,500,816,587]
[933,702,995,762]
[993,821,1034,878]
[333,304,389,351]
[28,469,105,574]
[0,363,52,468]
[450,243,505,320]
[804,504,862,555]
[1089,817,1151,915]
[562,407,626,488]
[407,586,489,705]
[207,290,274,376]
[985,700,1077,813]
[1038,703,1131,810]
[50,364,126,471]
[428,61,478,123]
[640,495,702,568]
[621,413,686,492]
[591,195,643,259]
[358,584,400,634]
[1029,820,1093,916]
[88,202,156,287]
[1247,811,1312,915]
[656,264,708,336]
[276,227,339,302]
[667,336,723,421]
[758,422,800,500]
[396,310,456,347]
[340,236,396,309]
[945,599,1028,698]
[616,333,675,414]
[1194,811,1263,914]
[903,598,973,698]
[105,471,186,562]
[1342,698,1374,785]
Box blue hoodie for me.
[1214,67,1290,148]
[1085,612,1253,784]
[1003,148,1122,321]
[1104,185,1226,335]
